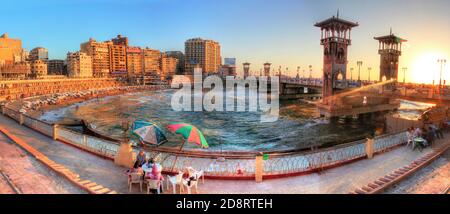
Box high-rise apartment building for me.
[0,33,25,66]
[160,55,178,78]
[47,59,66,75]
[165,51,185,74]
[80,38,112,77]
[66,51,93,78]
[29,47,48,61]
[109,44,127,74]
[126,47,143,76]
[185,38,221,75]
[142,47,161,74]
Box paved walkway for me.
[0,134,84,194]
[0,114,448,194]
[384,149,450,194]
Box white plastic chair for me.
[128,172,143,192]
[182,179,198,194]
[187,167,205,183]
[147,179,162,194]
[167,172,184,194]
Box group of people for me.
[407,122,445,151]
[127,150,164,182]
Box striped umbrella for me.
[167,123,209,148]
[132,120,168,146]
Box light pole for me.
[308,65,313,85]
[350,67,354,81]
[357,61,363,82]
[368,67,372,82]
[402,67,407,84]
[438,59,447,89]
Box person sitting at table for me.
[145,159,164,181]
[134,150,147,168]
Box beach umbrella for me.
[167,123,209,148]
[132,120,168,146]
[167,123,209,172]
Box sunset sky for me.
[1,0,449,84]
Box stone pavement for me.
[0,134,85,194]
[384,149,450,194]
[0,114,448,194]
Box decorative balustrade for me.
[1,105,408,178]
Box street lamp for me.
[308,65,313,85]
[402,67,407,84]
[438,59,447,89]
[350,67,354,81]
[357,61,363,82]
[368,67,372,82]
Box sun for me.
[410,51,449,84]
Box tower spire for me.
[390,27,392,35]
[337,9,340,18]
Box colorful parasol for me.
[132,120,168,146]
[167,123,209,148]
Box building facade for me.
[30,60,48,78]
[185,38,221,75]
[66,51,93,78]
[126,47,143,76]
[29,47,48,61]
[0,33,25,66]
[165,51,185,74]
[47,59,66,75]
[160,55,178,78]
[142,48,161,74]
[80,38,112,77]
[0,62,31,79]
[109,44,127,75]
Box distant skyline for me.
[1,0,449,83]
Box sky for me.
[1,0,449,83]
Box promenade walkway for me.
[0,134,84,194]
[0,114,448,194]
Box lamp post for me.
[308,65,313,85]
[350,67,354,81]
[438,59,447,89]
[402,67,407,84]
[357,61,363,82]
[368,67,372,82]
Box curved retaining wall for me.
[2,105,408,180]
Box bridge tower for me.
[374,29,407,86]
[314,12,358,102]
[263,63,271,76]
[243,62,250,78]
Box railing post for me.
[19,113,24,125]
[255,154,264,183]
[83,135,88,148]
[53,124,58,140]
[366,138,374,159]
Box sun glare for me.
[411,51,449,84]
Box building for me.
[80,38,112,77]
[165,51,185,74]
[0,62,31,79]
[219,64,237,77]
[111,34,129,46]
[185,38,221,75]
[47,59,66,75]
[30,60,48,78]
[160,55,178,78]
[142,47,161,75]
[66,51,93,78]
[29,47,48,61]
[109,44,127,75]
[0,33,25,66]
[126,47,143,76]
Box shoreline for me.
[6,85,169,121]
